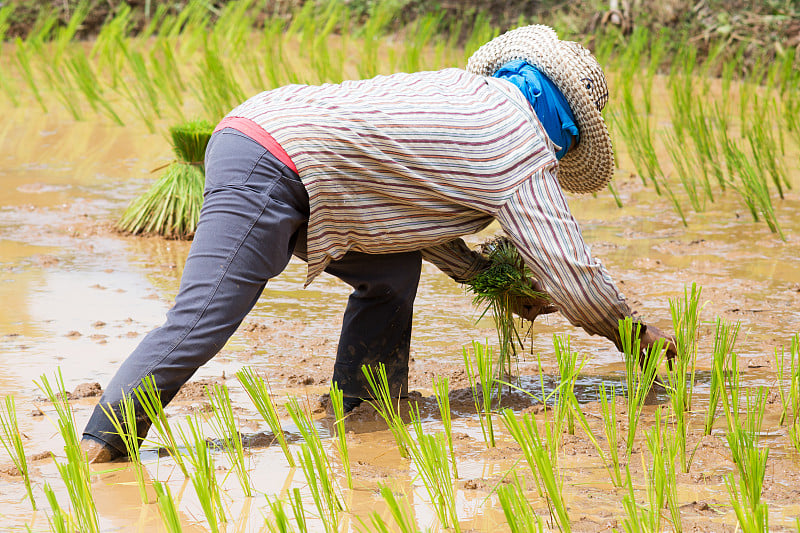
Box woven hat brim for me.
[466,25,614,194]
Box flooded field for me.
[1,10,800,532]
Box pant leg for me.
[83,129,309,453]
[325,251,422,399]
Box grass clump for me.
[117,119,213,239]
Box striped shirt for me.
[224,68,632,341]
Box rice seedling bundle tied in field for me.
[117,119,213,239]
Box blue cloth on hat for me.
[492,59,579,159]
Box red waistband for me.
[214,116,298,175]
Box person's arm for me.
[495,164,675,359]
[420,238,490,283]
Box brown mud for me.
[1,53,799,532]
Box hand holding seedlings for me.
[510,278,559,321]
[640,323,678,367]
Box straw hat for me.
[466,25,613,194]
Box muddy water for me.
[2,69,800,533]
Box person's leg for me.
[83,129,309,455]
[324,250,422,402]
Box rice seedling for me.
[44,482,73,533]
[65,49,124,126]
[663,129,704,213]
[704,318,740,436]
[402,11,444,73]
[90,5,132,89]
[612,83,663,193]
[287,487,309,532]
[465,237,547,381]
[295,443,341,533]
[117,119,212,239]
[206,383,252,497]
[619,317,666,457]
[665,283,702,472]
[266,495,299,533]
[405,403,460,532]
[644,407,682,533]
[0,395,36,509]
[236,367,295,467]
[178,415,226,531]
[496,472,546,533]
[0,6,20,107]
[552,334,585,435]
[724,387,770,533]
[432,375,458,478]
[598,383,624,486]
[13,38,48,112]
[356,1,401,79]
[500,409,570,532]
[35,371,99,533]
[266,488,308,533]
[193,35,246,122]
[463,341,498,448]
[362,363,410,458]
[100,392,150,504]
[309,1,348,84]
[745,99,790,200]
[620,463,658,533]
[778,334,800,451]
[329,382,353,489]
[147,39,187,121]
[153,481,183,533]
[285,396,344,526]
[720,135,785,240]
[133,374,188,476]
[462,12,498,65]
[360,485,421,533]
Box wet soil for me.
[1,71,800,531]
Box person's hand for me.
[640,324,677,367]
[511,279,558,321]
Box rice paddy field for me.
[1,1,800,531]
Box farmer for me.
[81,25,676,462]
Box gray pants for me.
[83,129,421,453]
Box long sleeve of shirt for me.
[495,162,632,342]
[420,239,490,283]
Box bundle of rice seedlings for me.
[464,236,548,380]
[117,119,213,239]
